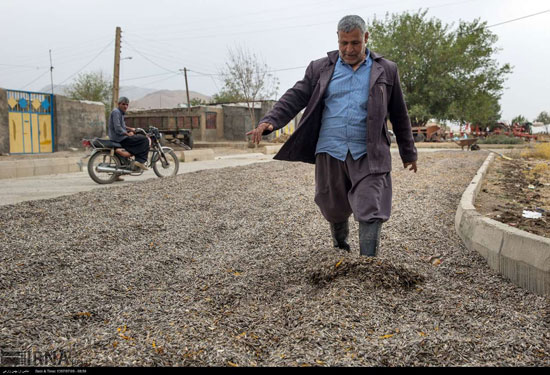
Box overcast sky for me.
[1,0,549,122]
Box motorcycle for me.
[81,127,179,184]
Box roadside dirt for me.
[476,151,550,238]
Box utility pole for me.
[111,26,122,111]
[49,49,54,94]
[180,68,191,113]
[184,68,191,113]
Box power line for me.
[188,8,550,79]
[127,0,470,40]
[487,9,550,28]
[123,40,179,74]
[20,69,50,90]
[12,2,544,93]
[0,66,45,75]
[120,71,175,82]
[133,20,336,43]
[130,0,337,35]
[3,36,114,71]
[126,0,478,43]
[187,69,219,77]
[268,66,308,73]
[122,40,223,90]
[122,35,220,73]
[116,1,480,82]
[187,65,308,78]
[0,63,47,69]
[58,39,113,84]
[138,72,182,87]
[185,69,221,92]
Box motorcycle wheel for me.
[88,151,121,184]
[153,150,179,178]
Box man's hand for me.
[246,122,274,144]
[404,161,417,173]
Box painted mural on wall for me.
[7,90,54,153]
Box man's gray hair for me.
[118,96,129,104]
[337,15,367,34]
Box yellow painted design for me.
[23,113,32,153]
[7,91,54,153]
[31,114,40,152]
[8,113,52,153]
[7,97,17,109]
[275,120,296,138]
[39,115,53,152]
[32,98,42,110]
[9,113,24,153]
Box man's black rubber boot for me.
[359,221,383,257]
[330,221,351,252]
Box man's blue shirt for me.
[315,50,373,161]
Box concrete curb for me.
[176,149,215,162]
[391,142,530,149]
[0,148,241,179]
[261,144,283,155]
[0,157,83,179]
[455,153,550,296]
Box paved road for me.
[0,148,497,207]
[0,153,274,206]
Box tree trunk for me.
[246,100,257,147]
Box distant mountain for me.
[130,90,211,110]
[40,84,154,99]
[42,85,156,99]
[119,86,158,101]
[39,85,210,109]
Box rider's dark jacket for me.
[108,108,128,143]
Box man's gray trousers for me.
[314,152,392,223]
[315,152,390,256]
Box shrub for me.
[521,143,550,160]
[477,135,524,144]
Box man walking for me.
[247,15,417,257]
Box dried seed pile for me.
[0,151,548,367]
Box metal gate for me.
[7,90,54,154]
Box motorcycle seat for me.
[92,138,122,148]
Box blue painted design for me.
[6,89,55,153]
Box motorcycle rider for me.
[108,97,150,172]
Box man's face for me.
[338,28,369,68]
[118,102,129,112]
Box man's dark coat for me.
[259,50,417,174]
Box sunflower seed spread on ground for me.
[1,151,548,367]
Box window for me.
[206,112,217,129]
